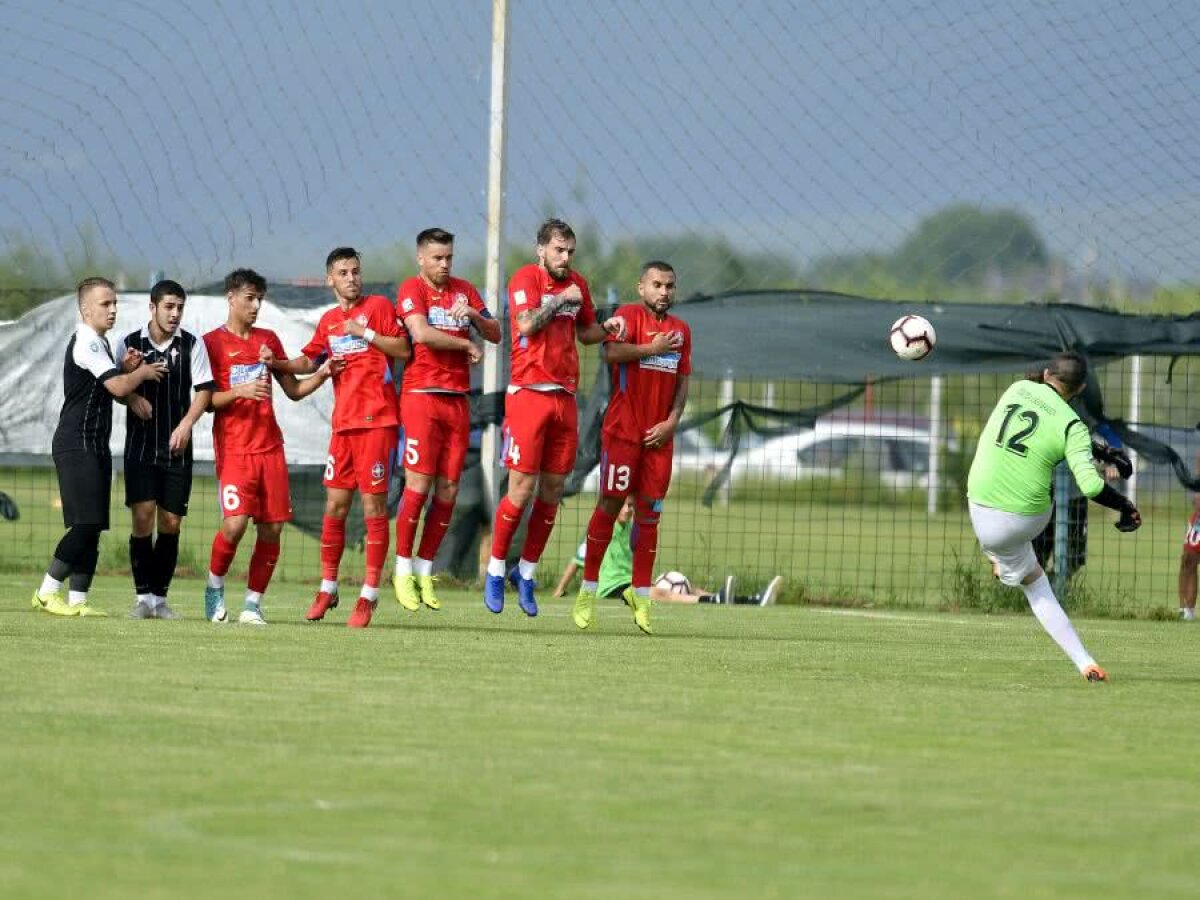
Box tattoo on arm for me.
[516,303,558,334]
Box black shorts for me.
[54,451,112,529]
[603,581,631,599]
[124,459,194,517]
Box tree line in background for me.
[2,205,1197,319]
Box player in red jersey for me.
[393,228,501,612]
[483,219,626,616]
[202,268,334,626]
[571,261,690,634]
[269,248,410,629]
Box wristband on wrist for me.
[363,327,377,344]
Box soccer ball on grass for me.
[654,571,692,594]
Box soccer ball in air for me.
[654,571,692,595]
[888,315,936,361]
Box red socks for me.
[395,489,427,559]
[583,507,617,582]
[364,515,389,589]
[209,532,237,577]
[247,540,280,594]
[632,521,658,589]
[417,499,455,562]
[490,496,525,560]
[320,515,346,580]
[520,499,558,564]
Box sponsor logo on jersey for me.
[427,306,469,330]
[329,333,369,356]
[402,297,415,313]
[640,351,681,374]
[513,289,527,308]
[229,361,268,386]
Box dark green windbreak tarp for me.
[673,290,1200,382]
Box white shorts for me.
[968,501,1052,586]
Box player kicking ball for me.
[573,261,691,634]
[271,248,410,629]
[967,351,1140,681]
[393,229,500,613]
[202,269,335,626]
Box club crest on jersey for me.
[355,314,368,326]
[89,341,100,353]
[371,461,385,480]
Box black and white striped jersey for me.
[52,322,119,457]
[114,325,215,467]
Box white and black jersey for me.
[114,325,215,467]
[52,323,120,458]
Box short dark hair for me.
[224,268,267,294]
[537,218,575,246]
[417,228,454,247]
[76,276,115,307]
[150,279,187,305]
[640,260,675,278]
[1046,351,1088,393]
[325,247,360,270]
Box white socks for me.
[1021,574,1095,672]
[413,558,433,577]
[582,580,598,593]
[320,579,338,595]
[68,591,87,606]
[518,559,537,580]
[395,556,413,577]
[1181,607,1197,621]
[487,557,506,578]
[39,574,63,595]
[207,572,224,589]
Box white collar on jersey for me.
[139,322,184,352]
[75,321,111,344]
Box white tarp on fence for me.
[0,293,335,465]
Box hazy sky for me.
[2,0,1199,288]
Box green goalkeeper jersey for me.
[967,379,1104,515]
[573,519,634,598]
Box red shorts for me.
[1185,510,1200,552]
[599,435,673,498]
[503,388,578,475]
[401,392,470,480]
[324,426,398,494]
[216,448,292,522]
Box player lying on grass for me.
[967,351,1140,682]
[552,496,783,606]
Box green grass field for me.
[3,576,1200,898]
[0,466,1189,617]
